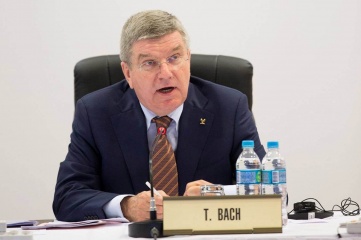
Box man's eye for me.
[143,60,157,66]
[168,55,179,63]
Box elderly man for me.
[53,10,265,222]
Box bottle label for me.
[236,169,261,184]
[279,169,286,184]
[262,169,286,184]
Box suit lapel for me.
[110,90,149,193]
[176,83,214,194]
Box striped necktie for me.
[151,116,178,196]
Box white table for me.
[6,214,361,240]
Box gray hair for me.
[120,10,189,65]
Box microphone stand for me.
[128,131,164,238]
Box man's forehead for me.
[137,45,183,57]
[131,32,185,55]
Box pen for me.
[145,181,161,196]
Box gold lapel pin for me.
[200,118,206,125]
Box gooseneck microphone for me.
[128,128,165,239]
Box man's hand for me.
[183,179,213,196]
[121,190,167,222]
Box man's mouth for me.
[157,87,175,93]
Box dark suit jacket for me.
[53,76,265,221]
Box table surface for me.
[4,214,361,240]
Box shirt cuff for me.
[103,195,133,219]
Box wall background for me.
[1,0,360,220]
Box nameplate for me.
[163,195,282,235]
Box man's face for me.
[121,31,191,116]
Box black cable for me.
[287,197,359,237]
[288,197,360,217]
[332,197,360,216]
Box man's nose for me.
[158,62,172,78]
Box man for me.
[53,10,265,222]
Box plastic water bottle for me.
[261,141,288,225]
[236,140,261,195]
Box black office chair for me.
[74,54,254,110]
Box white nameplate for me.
[163,195,282,235]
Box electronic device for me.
[288,201,333,220]
[339,218,361,234]
[346,220,361,234]
[347,220,361,234]
[288,210,333,220]
[294,202,315,213]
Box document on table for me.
[21,218,128,230]
[7,220,38,228]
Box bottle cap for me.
[242,140,254,148]
[267,141,279,148]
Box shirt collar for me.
[140,103,183,130]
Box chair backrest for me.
[74,54,253,110]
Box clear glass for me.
[201,185,225,196]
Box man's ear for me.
[121,62,133,89]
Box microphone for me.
[128,127,165,238]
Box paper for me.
[223,185,237,195]
[21,218,128,230]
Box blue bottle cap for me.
[242,140,254,148]
[267,141,279,148]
